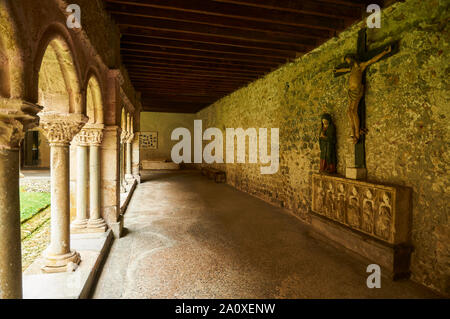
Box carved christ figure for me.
[334,45,392,144]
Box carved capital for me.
[39,112,88,146]
[74,123,104,146]
[120,129,128,144]
[126,132,135,144]
[0,98,42,150]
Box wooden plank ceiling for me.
[104,0,381,113]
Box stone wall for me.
[195,0,449,295]
[140,112,195,162]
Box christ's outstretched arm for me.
[361,45,392,70]
[333,67,351,74]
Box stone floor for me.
[92,170,439,299]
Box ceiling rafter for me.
[103,0,366,112]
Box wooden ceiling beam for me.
[133,85,248,92]
[139,92,230,99]
[112,14,331,42]
[121,53,280,68]
[211,0,361,19]
[123,59,272,73]
[126,65,264,77]
[129,70,257,80]
[144,94,223,101]
[137,84,233,90]
[132,80,246,89]
[105,1,344,31]
[314,0,376,8]
[119,27,317,50]
[131,78,249,86]
[121,38,299,59]
[121,44,286,64]
[121,35,308,56]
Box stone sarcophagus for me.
[311,173,412,279]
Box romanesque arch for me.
[0,0,25,99]
[0,37,10,98]
[33,23,83,114]
[85,73,104,124]
[32,25,88,274]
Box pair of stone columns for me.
[38,112,93,273]
[120,129,134,192]
[71,124,106,233]
[0,99,42,298]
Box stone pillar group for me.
[71,124,106,233]
[87,125,106,231]
[39,112,87,273]
[0,100,136,297]
[120,110,135,192]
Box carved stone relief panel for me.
[312,174,411,245]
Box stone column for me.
[120,128,127,193]
[125,134,134,180]
[125,113,134,182]
[39,112,87,273]
[0,100,41,299]
[70,130,89,232]
[86,125,106,232]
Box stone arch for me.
[33,23,83,114]
[0,36,10,98]
[85,71,104,124]
[0,0,25,99]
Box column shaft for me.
[120,142,126,193]
[71,145,88,231]
[126,142,132,176]
[0,149,22,299]
[90,145,100,219]
[39,112,87,273]
[48,145,71,255]
[88,145,106,231]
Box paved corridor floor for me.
[92,170,439,299]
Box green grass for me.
[20,191,51,222]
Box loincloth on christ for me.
[348,85,364,102]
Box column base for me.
[109,218,123,238]
[345,167,367,180]
[41,250,81,273]
[70,219,89,233]
[87,218,107,233]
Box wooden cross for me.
[334,28,399,168]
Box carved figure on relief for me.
[315,179,325,213]
[347,186,361,228]
[362,189,375,233]
[336,183,346,222]
[325,182,335,218]
[375,192,393,240]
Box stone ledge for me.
[120,179,137,215]
[22,230,113,299]
[309,213,412,280]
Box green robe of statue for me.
[319,113,337,173]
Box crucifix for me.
[334,28,398,175]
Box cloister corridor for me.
[92,171,438,299]
[1,0,448,302]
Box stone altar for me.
[311,173,412,279]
